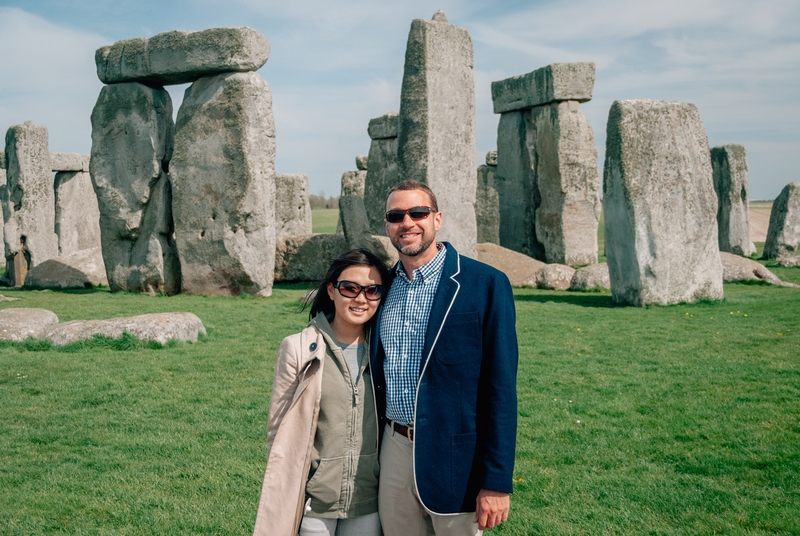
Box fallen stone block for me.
[22,247,108,289]
[0,308,59,342]
[44,312,206,346]
[491,62,595,114]
[535,263,576,290]
[570,263,610,291]
[476,243,545,286]
[763,181,800,260]
[50,152,89,172]
[95,26,270,85]
[720,252,797,287]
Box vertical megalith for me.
[2,122,58,286]
[603,99,723,306]
[363,112,399,234]
[170,71,276,297]
[337,165,367,235]
[275,173,312,242]
[763,182,800,260]
[90,83,180,295]
[339,194,393,266]
[54,171,102,256]
[476,151,499,244]
[0,151,6,269]
[397,12,477,258]
[711,144,754,256]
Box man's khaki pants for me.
[378,423,481,536]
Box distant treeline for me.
[309,193,339,210]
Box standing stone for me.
[2,122,58,286]
[476,151,499,244]
[711,144,754,256]
[337,169,367,234]
[54,171,102,256]
[355,155,369,171]
[0,151,5,269]
[171,71,276,297]
[763,181,800,260]
[339,195,394,266]
[603,99,723,306]
[275,173,312,242]
[90,83,180,295]
[396,12,477,258]
[530,101,600,266]
[363,112,399,234]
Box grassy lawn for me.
[312,208,339,234]
[1,266,799,534]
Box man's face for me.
[384,189,442,257]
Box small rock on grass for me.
[0,308,59,341]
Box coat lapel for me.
[420,244,460,375]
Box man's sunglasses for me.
[384,206,436,224]
[333,280,384,301]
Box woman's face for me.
[326,265,383,329]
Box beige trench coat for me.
[253,324,326,536]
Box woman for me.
[253,249,390,536]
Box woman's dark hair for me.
[306,248,392,321]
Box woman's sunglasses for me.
[333,280,384,301]
[384,206,436,224]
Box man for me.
[369,180,518,535]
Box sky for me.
[1,0,798,200]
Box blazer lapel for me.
[420,244,460,375]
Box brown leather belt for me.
[392,421,414,442]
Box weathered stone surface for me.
[476,164,499,244]
[171,71,275,297]
[54,171,102,256]
[50,152,89,172]
[44,312,206,346]
[22,247,108,289]
[90,82,180,295]
[0,308,59,342]
[339,195,395,266]
[603,99,723,306]
[763,182,800,260]
[535,263,575,290]
[95,26,270,85]
[476,242,545,286]
[485,150,497,166]
[0,166,5,268]
[719,251,796,287]
[364,134,399,235]
[341,170,366,198]
[570,263,610,291]
[274,173,312,242]
[355,155,369,171]
[0,151,6,169]
[368,111,399,140]
[712,144,754,256]
[397,13,477,258]
[531,101,600,266]
[491,63,595,114]
[495,110,544,260]
[0,294,20,302]
[776,255,800,267]
[274,234,348,281]
[2,121,59,286]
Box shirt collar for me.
[396,243,447,283]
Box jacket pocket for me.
[351,452,380,507]
[450,433,477,499]
[306,456,346,508]
[437,313,481,364]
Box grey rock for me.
[397,16,477,258]
[0,294,20,302]
[535,263,576,291]
[0,167,5,268]
[531,101,600,266]
[476,164,499,244]
[763,182,800,260]
[432,10,448,22]
[0,151,6,169]
[274,234,348,281]
[2,121,59,286]
[90,82,180,296]
[339,195,395,266]
[569,263,610,291]
[95,26,270,85]
[495,110,544,260]
[485,150,497,166]
[719,251,795,287]
[363,135,399,234]
[0,308,59,342]
[275,173,312,242]
[341,170,366,198]
[491,63,595,114]
[355,155,369,171]
[712,144,754,256]
[476,242,545,286]
[171,71,275,297]
[54,171,102,256]
[776,255,800,268]
[50,152,89,172]
[603,99,723,306]
[44,312,206,346]
[22,247,108,289]
[368,112,399,140]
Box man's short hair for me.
[385,180,439,212]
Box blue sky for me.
[1,0,798,199]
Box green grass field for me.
[1,265,799,534]
[312,208,339,234]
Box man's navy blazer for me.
[369,243,519,514]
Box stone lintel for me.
[50,152,89,172]
[491,62,595,114]
[367,112,399,140]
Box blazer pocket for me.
[450,433,477,497]
[306,456,345,508]
[437,312,481,364]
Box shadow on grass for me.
[1,286,111,295]
[514,291,618,309]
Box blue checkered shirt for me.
[380,244,447,426]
